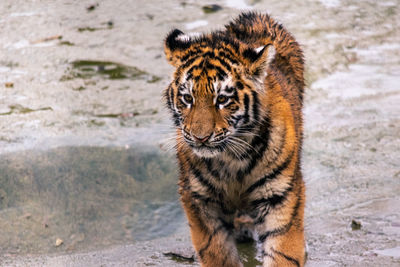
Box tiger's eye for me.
[217,95,228,104]
[183,94,193,103]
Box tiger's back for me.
[164,12,306,267]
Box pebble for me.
[202,4,223,14]
[5,82,14,88]
[351,220,362,231]
[55,238,64,247]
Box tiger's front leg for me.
[180,191,243,267]
[255,183,306,267]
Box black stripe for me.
[224,101,237,110]
[228,25,244,41]
[206,79,215,93]
[186,63,202,77]
[191,191,212,204]
[215,57,233,72]
[225,86,234,93]
[198,59,229,81]
[186,71,193,80]
[180,50,196,63]
[206,75,215,85]
[218,51,239,65]
[179,56,198,71]
[222,45,240,61]
[258,185,301,241]
[229,106,239,114]
[251,90,260,122]
[174,78,180,86]
[177,85,187,94]
[272,248,300,267]
[251,183,294,225]
[242,93,250,124]
[245,150,294,194]
[253,206,268,225]
[202,51,216,59]
[214,65,227,80]
[261,250,275,260]
[191,191,234,215]
[251,173,294,208]
[231,90,239,102]
[203,158,221,179]
[258,223,288,243]
[172,112,180,127]
[220,205,235,215]
[205,61,216,70]
[250,183,293,208]
[188,161,217,194]
[221,253,229,265]
[219,217,234,231]
[168,86,181,126]
[198,225,224,258]
[236,81,244,90]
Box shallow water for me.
[0,146,182,256]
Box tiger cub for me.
[163,12,306,267]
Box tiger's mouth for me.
[191,144,225,158]
[187,139,227,158]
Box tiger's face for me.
[164,30,275,158]
[173,74,246,158]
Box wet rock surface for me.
[1,0,399,266]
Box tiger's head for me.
[164,29,275,158]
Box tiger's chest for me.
[207,154,262,210]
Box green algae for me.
[237,241,263,267]
[72,86,86,91]
[0,105,53,116]
[202,4,222,14]
[93,111,140,118]
[59,41,75,46]
[77,27,101,32]
[87,120,105,127]
[163,252,195,264]
[61,60,161,83]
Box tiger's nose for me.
[193,133,211,143]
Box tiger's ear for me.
[164,29,192,67]
[243,44,276,82]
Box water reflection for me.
[0,146,182,256]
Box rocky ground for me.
[0,0,399,266]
